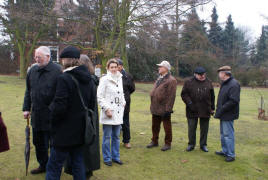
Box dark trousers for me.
[122,112,131,143]
[152,115,172,146]
[187,118,209,147]
[46,147,85,180]
[32,128,50,169]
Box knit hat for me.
[60,46,80,59]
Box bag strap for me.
[68,74,90,111]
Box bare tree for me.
[0,0,56,78]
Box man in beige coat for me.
[147,61,177,151]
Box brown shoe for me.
[146,142,158,148]
[161,144,171,151]
[30,167,46,174]
[124,143,131,149]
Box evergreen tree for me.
[256,26,268,64]
[222,15,236,60]
[179,8,217,78]
[208,6,222,47]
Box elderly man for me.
[23,46,62,174]
[214,66,240,162]
[117,59,135,149]
[146,61,177,151]
[181,67,215,152]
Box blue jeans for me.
[46,147,85,180]
[220,120,235,158]
[102,125,121,162]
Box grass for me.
[0,75,268,180]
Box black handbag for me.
[69,74,96,145]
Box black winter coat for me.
[181,77,215,118]
[215,76,240,121]
[121,70,135,113]
[49,65,96,148]
[64,74,100,175]
[23,62,62,131]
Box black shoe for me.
[215,151,226,157]
[30,167,46,174]
[104,161,112,166]
[161,145,171,151]
[112,159,123,165]
[225,156,235,162]
[146,142,158,148]
[186,145,195,152]
[200,146,209,152]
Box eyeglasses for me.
[34,56,43,60]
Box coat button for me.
[118,91,120,94]
[118,111,119,113]
[116,85,118,87]
[111,102,113,104]
[118,104,119,107]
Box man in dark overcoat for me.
[214,66,240,162]
[147,61,177,151]
[181,67,215,152]
[117,59,135,149]
[22,46,62,174]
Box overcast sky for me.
[1,0,268,42]
[198,0,268,41]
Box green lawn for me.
[0,75,268,180]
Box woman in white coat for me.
[97,59,126,166]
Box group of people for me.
[21,45,240,180]
[22,46,135,180]
[147,61,240,163]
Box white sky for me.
[1,0,268,42]
[198,0,268,41]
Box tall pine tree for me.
[222,15,236,60]
[208,6,222,48]
[256,26,268,64]
[179,8,217,78]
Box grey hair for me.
[35,46,51,57]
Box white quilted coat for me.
[97,71,126,125]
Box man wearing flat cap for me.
[214,66,240,162]
[23,46,62,174]
[147,61,177,151]
[117,59,135,149]
[181,67,215,152]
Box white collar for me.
[63,66,78,72]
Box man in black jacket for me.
[181,67,215,152]
[23,46,62,174]
[214,66,240,162]
[117,59,135,149]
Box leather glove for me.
[162,111,172,118]
[188,102,196,112]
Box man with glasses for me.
[23,46,62,174]
[181,67,215,152]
